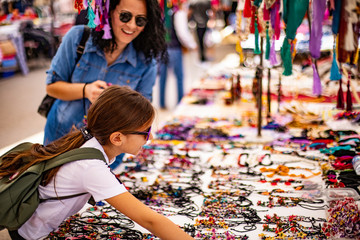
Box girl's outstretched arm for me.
[106,192,194,240]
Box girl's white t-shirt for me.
[18,138,127,240]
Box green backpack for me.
[0,142,106,231]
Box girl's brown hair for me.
[0,86,155,185]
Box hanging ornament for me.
[74,0,83,14]
[94,6,101,26]
[243,0,252,18]
[309,0,326,59]
[269,35,278,66]
[264,0,276,9]
[253,0,263,7]
[280,0,309,76]
[312,61,321,96]
[254,11,261,54]
[336,78,345,109]
[331,0,341,35]
[280,38,292,76]
[164,0,171,42]
[265,22,270,59]
[346,71,353,112]
[330,43,342,80]
[102,20,112,39]
[263,4,271,60]
[87,0,96,28]
[236,39,245,65]
[270,0,280,40]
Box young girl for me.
[1,86,193,240]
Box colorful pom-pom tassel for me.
[330,50,342,80]
[312,62,322,96]
[336,78,344,109]
[281,38,292,76]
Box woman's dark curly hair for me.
[91,0,167,63]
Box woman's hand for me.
[84,80,109,103]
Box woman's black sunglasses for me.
[118,11,148,27]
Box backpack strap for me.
[75,26,90,63]
[44,147,105,171]
[41,147,106,204]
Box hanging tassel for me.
[254,12,261,54]
[236,39,245,65]
[281,38,292,76]
[95,0,102,14]
[243,0,252,18]
[309,0,327,59]
[74,0,83,14]
[94,7,100,26]
[346,73,353,112]
[253,0,262,7]
[87,3,96,28]
[270,1,280,40]
[330,50,342,80]
[269,36,278,66]
[312,62,322,96]
[102,19,112,39]
[164,1,171,42]
[265,22,270,59]
[353,47,359,65]
[336,78,344,109]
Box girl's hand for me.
[84,80,109,103]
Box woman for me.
[44,0,167,146]
[2,86,194,240]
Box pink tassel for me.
[312,62,322,96]
[94,7,100,26]
[102,21,112,39]
[269,36,278,65]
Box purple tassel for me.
[312,62,322,96]
[102,20,112,39]
[94,7,100,26]
[337,79,344,109]
[83,0,88,8]
[102,8,107,26]
[269,36,278,65]
[105,0,109,13]
[309,0,327,59]
[346,76,353,112]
